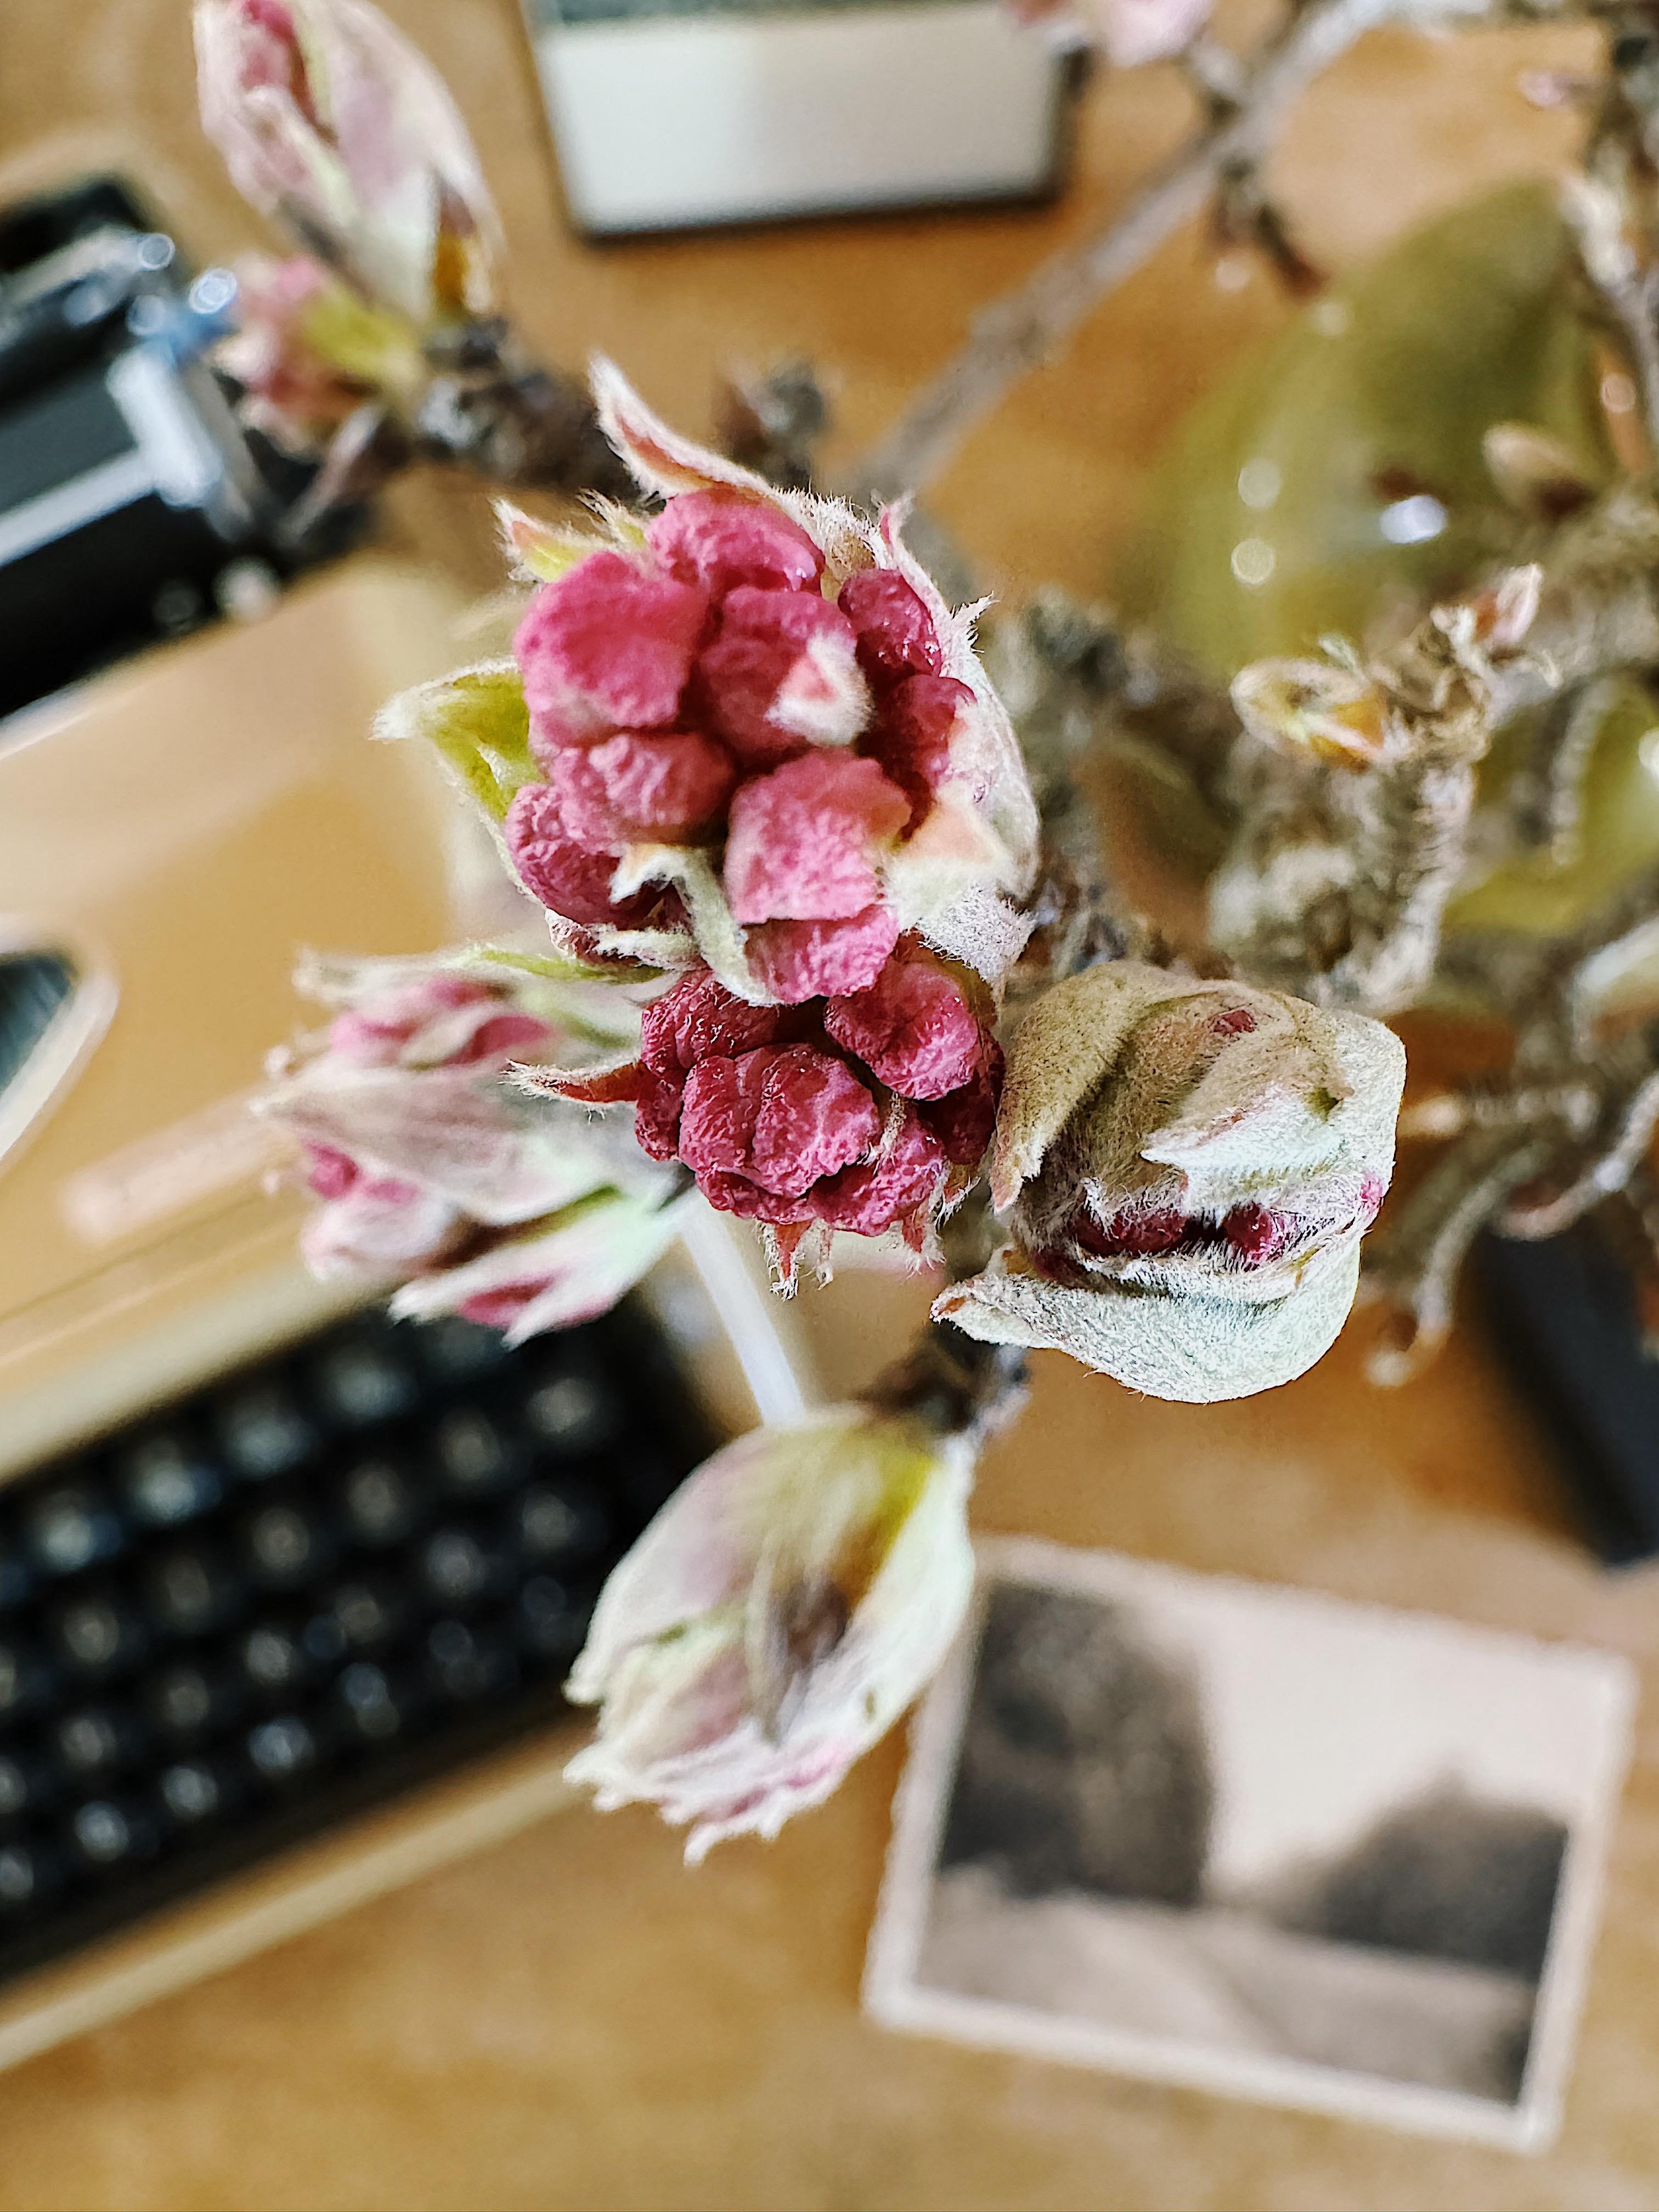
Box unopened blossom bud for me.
[526,947,1003,1279]
[386,361,1037,1001]
[563,1402,976,1860]
[215,253,398,453]
[257,952,680,1339]
[194,0,501,326]
[936,962,1405,1402]
[1230,657,1390,771]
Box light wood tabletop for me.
[2,3,1656,2205]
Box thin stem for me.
[848,0,1395,504]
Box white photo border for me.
[863,1536,1638,2153]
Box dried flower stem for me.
[860,1321,1030,1444]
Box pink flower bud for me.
[823,950,983,1101]
[260,950,679,1340]
[564,1404,977,1860]
[504,783,669,927]
[640,968,801,1076]
[724,752,910,924]
[810,1110,947,1235]
[938,962,1405,1402]
[215,253,381,453]
[549,731,736,848]
[865,673,973,826]
[916,1042,1003,1167]
[679,1047,881,1199]
[516,551,709,756]
[697,588,866,765]
[745,908,901,1005]
[194,0,502,325]
[646,489,824,597]
[397,364,1039,1002]
[837,568,946,687]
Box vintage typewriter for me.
[0,177,801,2069]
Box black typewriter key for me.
[519,1370,619,1456]
[325,1579,403,1652]
[242,1499,334,1589]
[48,1589,146,1679]
[311,1336,419,1429]
[24,1482,123,1577]
[117,1432,223,1528]
[425,1620,515,1702]
[411,1315,511,1384]
[0,1843,40,1912]
[300,1611,348,1669]
[215,1383,314,1481]
[432,1408,515,1497]
[0,1531,32,1612]
[340,1459,421,1548]
[144,1544,239,1639]
[336,1661,407,1743]
[0,1757,27,1822]
[0,1749,51,1825]
[246,1714,318,1785]
[69,1798,155,1876]
[0,1631,52,1722]
[237,1623,309,1699]
[515,1575,585,1664]
[510,1483,610,1568]
[53,1704,144,1782]
[419,1528,495,1609]
[157,1757,232,1830]
[145,1663,235,1743]
[0,1841,60,1915]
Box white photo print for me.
[864,1540,1636,2151]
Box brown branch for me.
[847,0,1409,504]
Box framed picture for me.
[520,0,1078,235]
[865,1538,1637,2150]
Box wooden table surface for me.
[3,4,1657,2205]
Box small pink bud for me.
[697,588,863,766]
[550,730,736,848]
[810,1110,946,1235]
[646,489,824,597]
[917,1042,1003,1168]
[504,782,664,926]
[836,568,945,689]
[1223,1203,1291,1266]
[679,1047,879,1199]
[640,968,800,1077]
[515,551,708,752]
[823,952,982,1101]
[744,907,901,1004]
[304,1141,360,1198]
[865,673,971,825]
[724,753,909,924]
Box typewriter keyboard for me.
[0,1297,714,1989]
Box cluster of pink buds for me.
[384,366,1038,1271]
[490,363,1037,1003]
[537,951,1002,1276]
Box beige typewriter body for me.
[0,557,800,2069]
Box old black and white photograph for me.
[865,1542,1635,2151]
